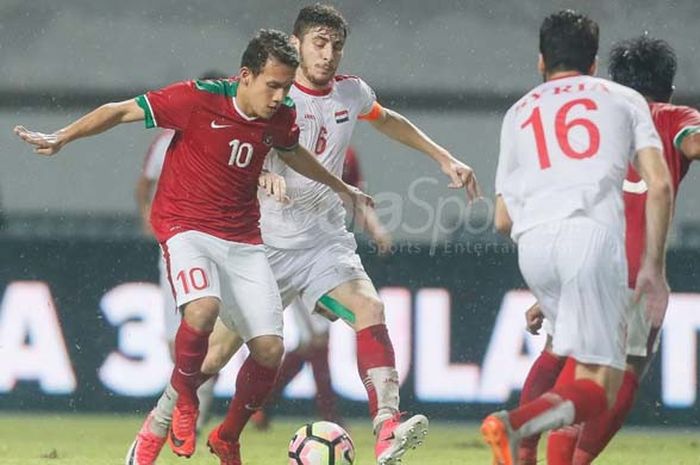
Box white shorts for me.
[159,254,180,342]
[162,230,283,342]
[288,297,332,346]
[626,294,660,357]
[518,218,628,371]
[266,235,370,313]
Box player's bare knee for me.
[249,336,284,368]
[181,297,219,330]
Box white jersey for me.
[142,129,175,182]
[260,76,376,249]
[495,75,662,242]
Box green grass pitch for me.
[0,413,698,464]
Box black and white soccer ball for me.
[288,421,355,465]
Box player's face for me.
[241,58,296,119]
[296,26,345,87]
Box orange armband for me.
[358,101,384,121]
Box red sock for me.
[275,350,306,395]
[547,425,580,465]
[555,357,577,388]
[309,345,340,422]
[573,370,639,464]
[356,324,396,418]
[218,356,278,442]
[508,379,607,435]
[170,320,211,405]
[518,351,567,464]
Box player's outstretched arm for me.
[277,145,374,209]
[368,106,481,201]
[13,99,145,156]
[679,132,700,160]
[134,175,156,236]
[634,146,673,328]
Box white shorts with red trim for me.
[518,217,629,371]
[159,253,180,342]
[162,230,283,342]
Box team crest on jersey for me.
[335,109,349,124]
[262,133,273,146]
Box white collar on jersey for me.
[232,97,258,121]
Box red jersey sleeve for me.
[135,81,201,130]
[670,105,700,151]
[272,107,300,151]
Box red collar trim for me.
[293,81,333,96]
[547,72,583,82]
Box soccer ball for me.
[288,421,355,465]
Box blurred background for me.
[2,0,700,429]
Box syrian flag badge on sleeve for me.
[335,109,349,124]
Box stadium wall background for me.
[1,237,699,426]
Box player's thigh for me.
[325,278,382,330]
[299,238,377,329]
[202,318,244,375]
[161,231,224,324]
[218,242,283,343]
[552,219,628,371]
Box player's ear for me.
[239,67,251,85]
[537,54,545,77]
[589,57,598,76]
[289,34,301,52]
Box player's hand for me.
[13,126,65,156]
[343,185,374,209]
[373,229,393,256]
[258,170,290,204]
[440,158,482,202]
[633,263,670,328]
[525,302,544,335]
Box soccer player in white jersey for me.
[481,10,673,465]
[127,5,480,465]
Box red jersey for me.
[135,79,299,244]
[342,146,364,189]
[624,102,700,287]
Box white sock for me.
[369,367,400,433]
[518,398,575,438]
[149,383,178,436]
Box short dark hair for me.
[293,4,348,40]
[539,10,599,75]
[240,29,299,75]
[608,35,677,103]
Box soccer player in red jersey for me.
[13,29,371,465]
[484,11,672,465]
[127,5,479,465]
[518,36,700,465]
